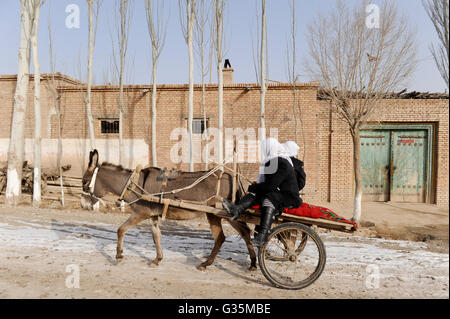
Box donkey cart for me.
[137,192,356,290]
[83,150,356,291]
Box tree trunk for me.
[116,0,132,168]
[6,0,32,206]
[259,0,266,136]
[151,55,157,166]
[86,1,96,151]
[202,76,208,170]
[118,17,125,167]
[187,0,194,172]
[216,0,224,167]
[48,11,64,206]
[217,55,223,167]
[31,1,42,207]
[119,96,124,166]
[351,126,363,226]
[146,0,168,167]
[290,0,298,144]
[56,97,64,207]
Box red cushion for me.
[285,203,322,218]
[251,203,321,218]
[251,203,357,230]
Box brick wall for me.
[55,82,321,185]
[0,73,448,207]
[317,98,449,207]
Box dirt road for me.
[0,204,448,299]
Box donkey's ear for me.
[88,149,99,170]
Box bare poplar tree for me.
[423,0,449,89]
[214,0,225,167]
[179,0,196,171]
[112,0,134,166]
[30,0,46,206]
[251,0,267,137]
[208,12,216,85]
[146,0,168,167]
[250,4,261,83]
[259,0,267,135]
[285,0,306,153]
[5,0,34,205]
[85,0,102,151]
[304,0,417,225]
[47,9,65,206]
[194,0,212,169]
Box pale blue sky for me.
[0,0,447,92]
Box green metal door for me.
[390,130,428,202]
[360,130,391,201]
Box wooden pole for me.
[138,194,355,232]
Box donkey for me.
[81,150,257,270]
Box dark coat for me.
[248,157,302,211]
[291,157,306,191]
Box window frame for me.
[191,118,209,135]
[100,119,120,134]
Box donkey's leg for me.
[116,213,147,261]
[229,220,257,271]
[197,214,225,270]
[148,216,163,267]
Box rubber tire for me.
[258,222,326,290]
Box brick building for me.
[0,69,448,207]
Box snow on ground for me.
[0,212,448,298]
[1,216,447,270]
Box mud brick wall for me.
[0,74,448,207]
[316,98,449,207]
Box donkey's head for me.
[81,149,106,210]
[81,150,134,210]
[82,150,99,192]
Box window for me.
[192,119,208,135]
[101,119,119,134]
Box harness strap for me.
[161,198,171,220]
[88,167,99,192]
[145,159,232,197]
[119,165,142,202]
[215,170,224,198]
[114,158,238,212]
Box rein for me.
[118,158,237,208]
[84,155,249,212]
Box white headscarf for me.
[283,141,300,158]
[257,138,293,183]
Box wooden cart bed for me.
[140,194,356,234]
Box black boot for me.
[222,193,255,221]
[251,205,276,247]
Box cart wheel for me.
[258,222,326,290]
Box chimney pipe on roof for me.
[223,59,233,84]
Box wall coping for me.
[0,73,83,86]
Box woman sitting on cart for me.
[283,141,306,192]
[223,137,302,247]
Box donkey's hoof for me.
[197,262,210,271]
[116,254,124,262]
[249,265,257,271]
[150,259,161,268]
